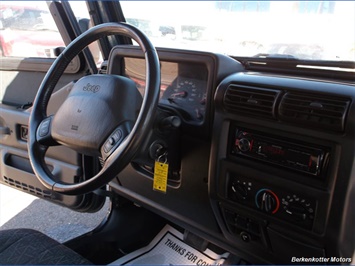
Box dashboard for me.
[107,46,355,264]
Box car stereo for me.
[230,128,329,177]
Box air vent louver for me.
[279,92,350,132]
[223,85,281,118]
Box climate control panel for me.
[228,174,316,229]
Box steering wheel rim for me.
[28,22,160,195]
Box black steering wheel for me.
[28,23,160,195]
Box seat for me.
[0,229,92,265]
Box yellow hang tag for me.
[153,160,168,193]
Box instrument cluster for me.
[123,57,209,124]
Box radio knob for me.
[255,189,280,214]
[238,138,251,152]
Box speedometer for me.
[161,77,207,122]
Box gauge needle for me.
[168,97,177,104]
[170,91,187,98]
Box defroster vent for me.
[279,92,350,132]
[223,85,281,118]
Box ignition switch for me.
[149,141,167,160]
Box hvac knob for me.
[285,203,308,221]
[238,138,251,152]
[230,183,248,200]
[282,196,314,222]
[255,189,280,214]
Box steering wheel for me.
[28,23,160,195]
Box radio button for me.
[238,138,251,152]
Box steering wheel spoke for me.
[100,122,131,161]
[36,116,59,146]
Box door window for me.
[0,2,65,58]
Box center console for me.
[214,134,331,263]
[225,125,331,228]
[208,72,354,264]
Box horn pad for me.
[51,74,142,155]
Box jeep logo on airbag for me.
[83,83,100,93]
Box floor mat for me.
[111,224,229,265]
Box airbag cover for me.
[51,74,142,155]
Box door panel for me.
[0,0,105,212]
[0,68,105,212]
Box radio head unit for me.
[230,128,329,177]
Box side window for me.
[0,2,65,58]
[69,1,103,66]
[0,1,102,71]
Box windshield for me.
[120,1,355,61]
